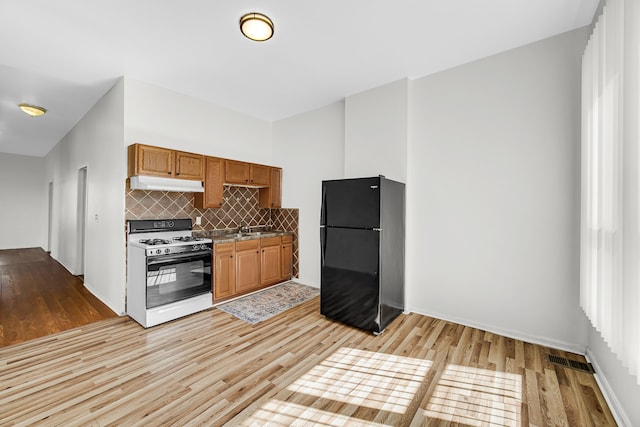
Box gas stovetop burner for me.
[172,236,203,242]
[139,238,171,246]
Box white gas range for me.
[127,219,213,327]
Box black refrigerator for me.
[320,176,405,334]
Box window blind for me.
[581,0,640,385]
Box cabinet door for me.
[281,241,292,280]
[175,151,204,180]
[194,157,224,209]
[131,144,174,177]
[261,238,281,285]
[250,164,270,186]
[225,160,249,184]
[259,167,282,208]
[214,245,235,300]
[235,240,260,293]
[270,167,282,208]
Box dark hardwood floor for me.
[0,247,117,347]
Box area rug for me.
[216,281,319,324]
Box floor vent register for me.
[545,354,595,374]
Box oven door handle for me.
[147,250,211,266]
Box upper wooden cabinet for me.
[128,144,204,181]
[194,157,225,209]
[175,151,205,180]
[259,167,282,209]
[128,144,174,177]
[250,164,270,186]
[225,160,270,186]
[225,160,249,184]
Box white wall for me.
[407,28,589,351]
[587,327,640,426]
[0,153,47,250]
[45,79,126,314]
[345,79,408,183]
[124,78,272,164]
[272,102,345,286]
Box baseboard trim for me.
[585,349,632,427]
[82,281,125,316]
[407,306,587,355]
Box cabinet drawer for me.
[261,236,281,247]
[281,234,292,244]
[235,239,259,251]
[214,242,234,253]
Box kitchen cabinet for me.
[194,156,225,209]
[213,234,294,301]
[128,144,174,178]
[261,237,281,285]
[213,243,235,300]
[235,239,261,293]
[225,159,249,184]
[259,167,282,208]
[175,151,205,180]
[281,234,293,280]
[250,164,270,186]
[128,143,204,181]
[225,160,270,186]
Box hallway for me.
[0,247,116,347]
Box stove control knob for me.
[164,248,171,254]
[156,249,161,255]
[193,244,199,251]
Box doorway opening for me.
[77,167,88,277]
[47,181,53,253]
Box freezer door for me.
[320,226,380,332]
[321,177,380,229]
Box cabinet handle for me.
[256,251,259,254]
[176,172,180,176]
[167,172,171,175]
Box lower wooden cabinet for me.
[213,235,294,302]
[213,243,235,300]
[261,237,281,285]
[281,235,293,281]
[235,239,261,294]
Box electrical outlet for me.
[195,216,202,225]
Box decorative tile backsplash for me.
[125,185,299,277]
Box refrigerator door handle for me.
[320,226,327,266]
[320,187,327,226]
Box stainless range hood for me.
[129,176,204,192]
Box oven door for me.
[146,250,212,309]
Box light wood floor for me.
[0,295,615,426]
[0,248,116,347]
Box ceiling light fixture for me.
[240,12,274,42]
[18,103,47,117]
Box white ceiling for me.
[0,0,598,157]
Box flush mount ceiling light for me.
[240,12,274,42]
[18,103,47,117]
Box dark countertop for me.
[194,229,293,244]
